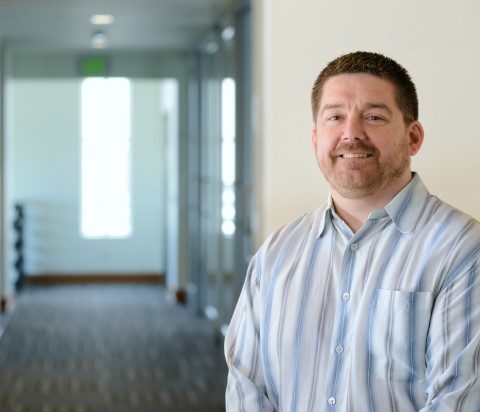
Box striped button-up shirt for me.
[225,174,480,411]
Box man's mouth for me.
[340,153,372,158]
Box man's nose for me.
[342,116,365,141]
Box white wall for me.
[6,78,167,276]
[253,0,480,244]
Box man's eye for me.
[367,115,384,121]
[328,115,341,121]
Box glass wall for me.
[187,1,252,336]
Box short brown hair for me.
[311,51,418,123]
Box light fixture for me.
[91,30,108,49]
[90,14,115,25]
[221,26,235,42]
[205,41,218,54]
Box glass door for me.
[186,2,252,336]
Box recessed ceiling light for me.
[90,14,115,25]
[205,41,218,54]
[221,26,235,42]
[91,31,108,49]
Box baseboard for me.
[22,274,190,305]
[25,273,165,284]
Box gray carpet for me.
[0,283,227,412]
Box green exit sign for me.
[80,57,109,77]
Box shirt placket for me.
[325,229,360,409]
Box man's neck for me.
[331,197,382,233]
[330,173,414,233]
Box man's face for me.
[312,73,423,200]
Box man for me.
[224,51,480,411]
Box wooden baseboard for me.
[25,273,165,284]
[23,274,190,305]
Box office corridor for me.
[0,283,227,412]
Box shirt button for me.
[350,243,358,251]
[335,345,344,354]
[328,397,336,405]
[342,292,350,301]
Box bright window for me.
[80,78,132,238]
[221,77,236,237]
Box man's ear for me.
[311,125,318,152]
[408,121,424,156]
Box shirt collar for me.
[318,173,431,237]
[316,198,333,238]
[383,173,431,234]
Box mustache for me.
[333,143,379,157]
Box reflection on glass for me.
[221,78,236,237]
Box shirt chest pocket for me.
[370,289,433,382]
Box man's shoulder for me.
[430,195,480,232]
[251,208,324,284]
[424,196,480,258]
[259,207,326,256]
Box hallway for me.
[0,283,227,412]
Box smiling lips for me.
[335,143,377,159]
[340,153,372,158]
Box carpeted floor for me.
[0,283,227,412]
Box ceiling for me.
[0,0,238,54]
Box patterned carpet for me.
[0,283,227,412]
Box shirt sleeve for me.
[224,255,276,412]
[420,258,480,411]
